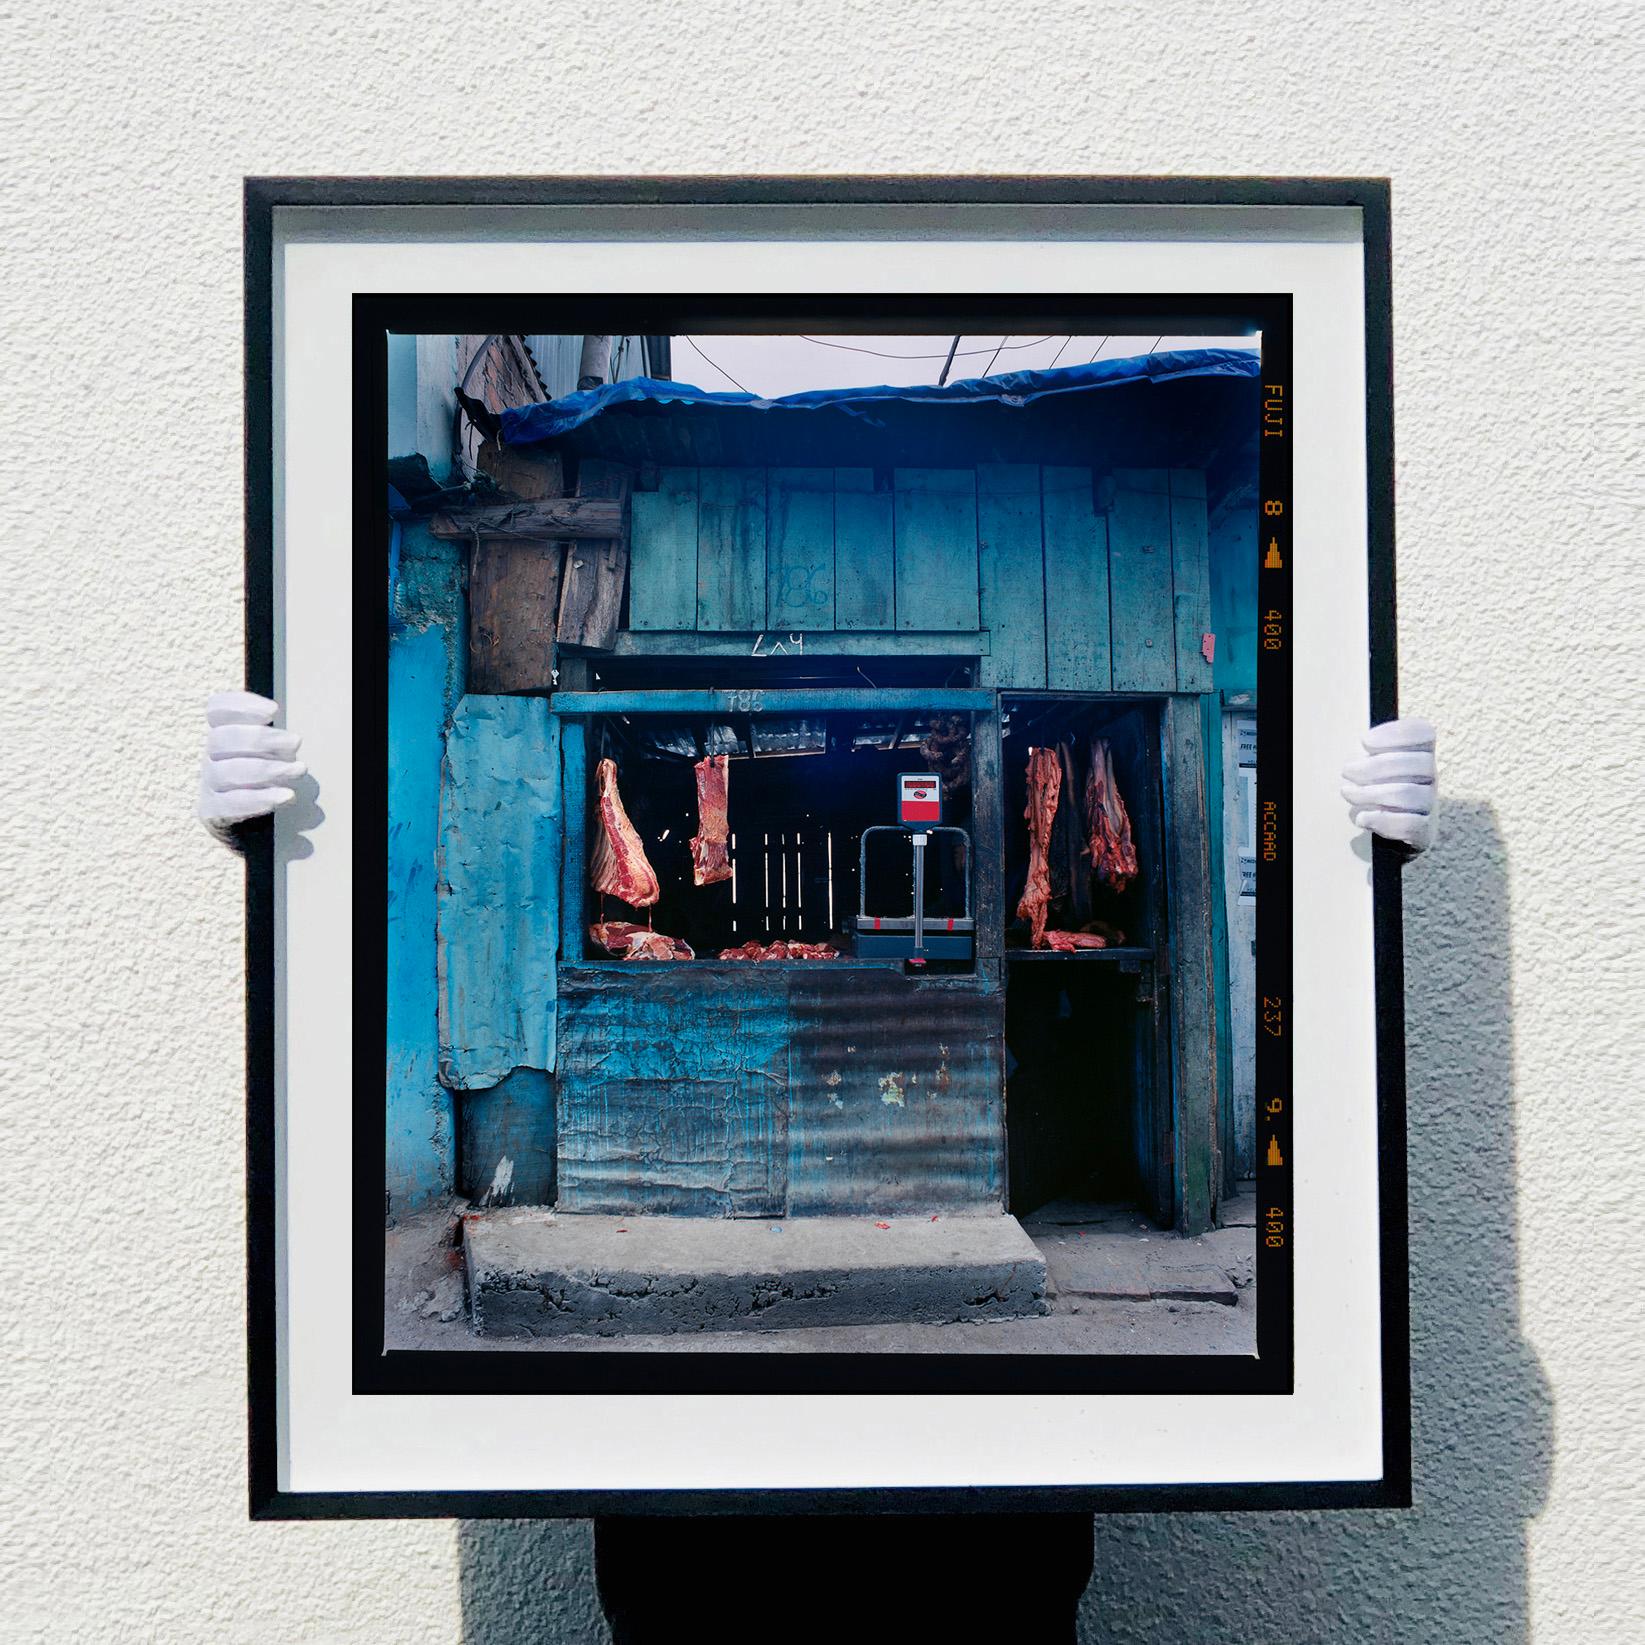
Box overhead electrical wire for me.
[793,334,1056,361]
[680,335,754,394]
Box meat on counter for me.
[589,920,694,961]
[717,940,839,962]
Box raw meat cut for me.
[1015,745,1062,948]
[921,714,971,795]
[1048,740,1091,923]
[589,921,693,961]
[1043,929,1110,951]
[1083,737,1138,894]
[623,930,694,961]
[717,940,839,962]
[689,754,732,886]
[590,757,659,908]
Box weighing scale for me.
[851,772,975,963]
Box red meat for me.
[590,757,660,909]
[1015,746,1062,947]
[718,940,839,962]
[1084,737,1138,894]
[690,755,732,886]
[589,921,693,961]
[1043,929,1110,951]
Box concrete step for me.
[463,1210,1049,1338]
[1024,1219,1242,1306]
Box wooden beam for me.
[550,687,992,717]
[430,496,624,541]
[1164,695,1220,1235]
[610,629,989,658]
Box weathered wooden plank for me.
[1042,466,1112,691]
[430,496,623,540]
[894,468,979,631]
[969,707,1005,995]
[766,467,835,630]
[475,440,563,502]
[628,466,698,631]
[1164,696,1219,1235]
[556,459,632,651]
[558,717,587,964]
[437,695,561,1088]
[1107,469,1177,690]
[696,467,767,631]
[1170,468,1214,693]
[833,468,895,629]
[976,464,1046,688]
[466,539,561,693]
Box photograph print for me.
[370,301,1291,1392]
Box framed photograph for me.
[247,176,1409,1515]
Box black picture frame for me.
[245,174,1407,1520]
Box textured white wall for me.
[3,3,1640,1640]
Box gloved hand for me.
[197,691,306,833]
[1342,717,1437,852]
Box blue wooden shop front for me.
[387,352,1260,1237]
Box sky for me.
[667,333,1260,399]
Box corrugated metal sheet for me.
[786,972,1005,1215]
[554,965,1005,1217]
[502,350,1260,479]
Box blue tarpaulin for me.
[500,348,1262,447]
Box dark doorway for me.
[999,696,1170,1221]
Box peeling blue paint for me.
[437,695,560,1088]
[386,528,464,1211]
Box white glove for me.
[197,691,306,832]
[1341,717,1437,852]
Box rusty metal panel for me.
[555,969,788,1215]
[786,972,1005,1215]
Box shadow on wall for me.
[452,800,1550,1644]
[1081,799,1553,1642]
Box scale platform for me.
[851,821,975,962]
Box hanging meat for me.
[589,920,694,961]
[1015,745,1062,948]
[1084,737,1139,894]
[689,754,732,886]
[590,756,660,909]
[921,713,971,795]
[1047,740,1092,924]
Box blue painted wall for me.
[437,694,560,1087]
[1210,489,1258,693]
[386,525,465,1213]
